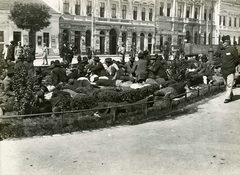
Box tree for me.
[9,2,51,47]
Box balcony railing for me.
[171,17,183,22]
[65,14,155,25]
[184,18,199,24]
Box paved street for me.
[33,55,126,67]
[1,88,240,175]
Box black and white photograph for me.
[0,0,240,174]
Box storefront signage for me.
[158,31,174,35]
[60,23,71,29]
[121,26,136,32]
[178,32,186,35]
[158,31,185,35]
[72,25,86,31]
[95,26,111,30]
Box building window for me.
[87,1,92,16]
[229,17,231,26]
[204,9,207,20]
[148,33,152,52]
[167,4,171,17]
[223,16,225,26]
[194,8,198,19]
[142,7,145,21]
[111,4,116,18]
[194,32,198,44]
[219,16,222,25]
[100,3,105,17]
[160,3,164,16]
[234,17,237,27]
[186,6,190,18]
[122,32,127,44]
[239,18,240,27]
[209,10,212,20]
[63,0,69,14]
[149,8,153,21]
[133,6,137,20]
[0,31,3,42]
[43,33,49,47]
[122,5,126,19]
[178,5,182,18]
[140,33,144,51]
[75,0,80,15]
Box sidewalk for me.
[1,88,240,175]
[34,55,125,67]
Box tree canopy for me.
[9,2,52,32]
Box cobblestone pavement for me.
[1,88,240,175]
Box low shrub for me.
[12,65,35,115]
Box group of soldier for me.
[1,34,240,116]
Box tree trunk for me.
[29,30,36,52]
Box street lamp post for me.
[208,0,214,62]
[91,10,94,59]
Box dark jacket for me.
[52,67,68,86]
[219,46,240,77]
[124,61,134,74]
[6,44,15,61]
[91,62,105,76]
[148,60,168,80]
[131,59,149,81]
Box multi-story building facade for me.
[155,0,240,51]
[2,0,239,56]
[0,0,61,55]
[44,0,156,55]
[218,0,240,45]
[155,0,218,50]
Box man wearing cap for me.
[125,56,135,75]
[75,56,89,78]
[217,35,240,103]
[119,43,126,63]
[148,54,168,80]
[51,60,68,86]
[6,41,15,61]
[89,56,105,77]
[14,41,24,60]
[131,52,149,83]
[102,57,119,80]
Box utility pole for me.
[208,0,214,62]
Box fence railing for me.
[0,83,224,120]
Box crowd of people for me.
[0,36,239,116]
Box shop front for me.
[59,22,155,55]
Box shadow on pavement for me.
[232,94,240,102]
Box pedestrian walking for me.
[6,41,15,61]
[14,41,24,60]
[119,43,126,63]
[2,44,9,61]
[60,42,68,63]
[67,43,74,64]
[217,35,240,103]
[42,43,48,65]
[130,43,136,59]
